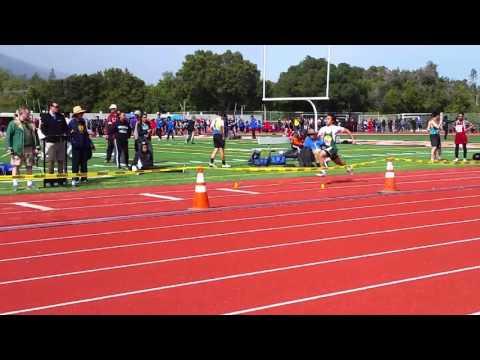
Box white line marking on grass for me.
[140,193,184,201]
[2,207,480,263]
[215,188,260,195]
[2,231,479,287]
[3,241,480,315]
[224,265,480,315]
[12,202,53,211]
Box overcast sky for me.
[0,45,478,84]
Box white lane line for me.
[1,232,479,287]
[4,168,480,204]
[1,209,480,264]
[471,311,480,315]
[12,202,53,212]
[4,193,480,247]
[2,173,480,217]
[224,265,480,315]
[3,241,480,315]
[216,188,260,195]
[140,193,184,201]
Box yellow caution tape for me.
[1,157,477,182]
[0,166,195,181]
[391,157,480,165]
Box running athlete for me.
[317,113,355,176]
[209,116,231,168]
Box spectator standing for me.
[92,115,100,136]
[367,118,374,133]
[114,112,132,169]
[166,116,175,140]
[453,112,471,162]
[155,113,164,140]
[388,119,393,133]
[203,118,208,134]
[239,118,245,133]
[250,115,258,139]
[416,116,422,131]
[6,106,40,191]
[185,116,196,144]
[40,101,68,184]
[427,112,443,162]
[209,116,231,168]
[104,104,119,163]
[443,115,450,140]
[222,114,229,138]
[196,117,204,135]
[148,115,156,137]
[129,112,138,131]
[68,106,94,186]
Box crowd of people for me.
[2,100,479,192]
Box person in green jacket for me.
[6,106,40,191]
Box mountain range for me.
[0,53,68,79]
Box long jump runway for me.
[1,166,480,314]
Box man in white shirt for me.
[317,113,355,176]
[209,115,231,168]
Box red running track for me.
[0,167,480,314]
[2,166,480,227]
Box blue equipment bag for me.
[0,163,13,175]
[270,154,286,165]
[248,150,271,166]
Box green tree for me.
[95,68,146,112]
[445,81,474,113]
[144,72,181,112]
[175,50,260,111]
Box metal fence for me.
[1,111,479,135]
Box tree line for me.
[0,50,478,114]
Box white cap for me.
[109,104,117,110]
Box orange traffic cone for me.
[191,167,210,210]
[233,181,239,189]
[380,160,397,193]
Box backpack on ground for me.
[248,149,271,166]
[270,153,286,165]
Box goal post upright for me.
[262,45,332,132]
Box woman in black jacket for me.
[68,106,95,186]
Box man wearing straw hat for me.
[68,106,95,187]
[104,104,119,163]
